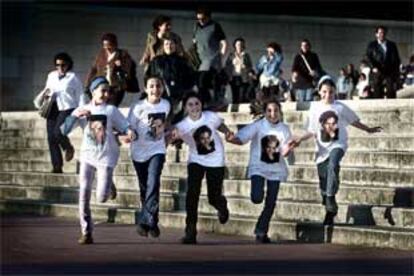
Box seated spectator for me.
[401,55,414,87]
[356,73,370,99]
[224,37,253,104]
[140,15,185,71]
[336,68,354,100]
[345,63,359,87]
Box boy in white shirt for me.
[292,76,382,225]
[126,75,171,238]
[63,77,136,244]
[171,92,232,244]
[227,99,295,243]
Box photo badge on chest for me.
[86,114,107,146]
[260,135,280,163]
[319,111,339,142]
[146,112,166,141]
[193,125,216,155]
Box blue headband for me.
[89,77,109,92]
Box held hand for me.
[127,129,137,141]
[73,109,91,118]
[367,126,383,133]
[225,131,235,142]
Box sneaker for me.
[255,235,271,244]
[325,196,338,213]
[136,224,149,237]
[65,146,75,162]
[78,233,93,244]
[109,182,117,200]
[181,235,197,244]
[51,167,63,174]
[149,225,160,238]
[218,208,229,224]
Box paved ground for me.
[1,215,413,275]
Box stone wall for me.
[1,3,413,110]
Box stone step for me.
[191,194,414,229]
[1,148,413,170]
[1,160,412,187]
[1,199,413,250]
[2,171,411,207]
[1,134,413,153]
[0,184,177,210]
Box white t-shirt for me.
[128,98,171,162]
[175,111,225,167]
[73,103,129,168]
[237,118,292,181]
[306,101,359,164]
[46,71,83,111]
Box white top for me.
[237,118,292,181]
[45,71,83,111]
[176,111,225,167]
[128,98,171,162]
[306,101,359,164]
[73,102,129,168]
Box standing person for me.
[226,99,295,243]
[345,63,359,88]
[256,42,284,101]
[126,75,171,238]
[225,37,253,103]
[291,77,382,226]
[146,34,196,124]
[291,39,324,102]
[170,92,231,244]
[86,33,138,107]
[193,7,227,107]
[140,15,186,71]
[366,26,401,99]
[62,77,136,244]
[34,52,83,173]
[336,68,354,100]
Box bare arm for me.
[351,120,382,133]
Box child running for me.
[170,92,232,244]
[226,98,295,243]
[63,76,136,244]
[126,75,171,238]
[292,76,382,225]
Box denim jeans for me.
[185,163,228,237]
[133,154,165,228]
[79,162,113,235]
[250,175,280,236]
[317,148,345,197]
[295,88,314,102]
[46,106,74,169]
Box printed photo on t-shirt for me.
[86,114,107,146]
[260,135,280,163]
[146,112,166,141]
[193,125,215,155]
[319,111,339,142]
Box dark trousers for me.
[198,69,223,105]
[133,154,165,228]
[230,77,248,104]
[370,72,398,99]
[317,148,345,197]
[46,105,74,169]
[261,85,281,101]
[250,175,280,236]
[185,163,228,237]
[108,89,125,107]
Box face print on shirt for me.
[146,112,166,141]
[319,110,339,142]
[260,135,280,163]
[193,125,215,155]
[86,115,107,146]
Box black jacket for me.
[291,51,323,89]
[366,40,401,76]
[146,53,196,99]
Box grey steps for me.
[1,159,413,187]
[1,199,413,250]
[0,184,178,211]
[1,148,413,170]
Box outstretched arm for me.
[351,120,382,133]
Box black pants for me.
[185,163,228,237]
[198,69,223,105]
[46,104,74,169]
[230,77,248,104]
[370,72,398,99]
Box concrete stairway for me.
[0,99,413,250]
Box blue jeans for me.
[317,148,345,197]
[251,175,280,236]
[295,88,314,102]
[133,154,165,228]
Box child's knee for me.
[251,192,264,204]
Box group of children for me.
[63,74,381,245]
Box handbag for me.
[34,89,56,119]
